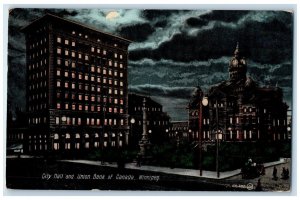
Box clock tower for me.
[229,42,247,82]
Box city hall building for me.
[21,14,131,154]
[188,44,289,142]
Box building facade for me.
[22,14,131,154]
[128,93,170,148]
[169,121,189,141]
[188,44,289,143]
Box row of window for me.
[56,68,124,78]
[56,80,124,91]
[55,116,125,126]
[28,103,47,111]
[56,91,124,101]
[28,69,47,80]
[28,92,47,101]
[28,140,123,152]
[56,71,124,83]
[134,106,162,112]
[29,48,47,60]
[56,103,124,113]
[28,37,47,50]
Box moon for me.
[106,11,119,20]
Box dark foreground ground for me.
[5,158,290,191]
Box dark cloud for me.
[142,10,180,20]
[186,17,208,27]
[200,10,250,22]
[118,23,155,42]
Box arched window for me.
[65,133,71,139]
[95,133,99,138]
[54,133,59,139]
[85,133,89,138]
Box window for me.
[120,72,123,77]
[91,76,95,81]
[72,83,75,89]
[97,106,101,111]
[120,54,123,59]
[120,81,123,86]
[64,82,69,88]
[57,81,61,87]
[65,50,69,56]
[85,55,89,60]
[72,51,75,57]
[114,80,118,86]
[103,50,106,55]
[72,104,76,110]
[97,49,100,53]
[114,53,117,58]
[109,60,112,66]
[64,71,68,77]
[78,53,82,59]
[114,62,118,67]
[56,117,60,124]
[71,41,75,46]
[97,77,101,83]
[91,66,95,72]
[91,47,94,52]
[78,118,81,125]
[72,72,76,79]
[79,105,83,110]
[103,69,107,74]
[72,62,76,68]
[79,74,83,80]
[85,95,89,101]
[120,63,123,68]
[65,39,69,45]
[57,48,61,54]
[85,74,89,80]
[57,70,61,76]
[56,103,61,109]
[114,99,118,104]
[65,103,69,109]
[57,37,61,43]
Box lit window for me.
[56,117,60,124]
[97,49,100,53]
[120,90,123,95]
[65,103,69,109]
[120,119,124,125]
[109,60,112,66]
[78,53,82,59]
[97,67,101,73]
[97,77,101,83]
[103,78,107,84]
[120,81,123,86]
[114,99,118,104]
[103,69,107,74]
[85,55,89,60]
[57,81,61,87]
[114,89,118,95]
[103,50,106,55]
[120,99,124,105]
[72,104,76,110]
[109,79,112,85]
[120,108,123,113]
[72,72,76,79]
[85,74,89,80]
[91,96,95,101]
[65,50,69,56]
[72,31,75,35]
[65,39,69,45]
[91,66,95,72]
[64,82,69,88]
[120,72,123,77]
[120,54,123,59]
[72,52,75,57]
[109,70,112,75]
[86,118,90,125]
[97,119,100,125]
[91,76,95,81]
[108,88,112,94]
[72,62,75,68]
[91,118,95,125]
[79,74,83,79]
[85,105,89,111]
[120,63,123,68]
[91,86,95,91]
[57,70,61,76]
[72,41,75,46]
[91,47,94,52]
[114,62,118,67]
[57,37,61,43]
[114,80,118,85]
[85,95,89,101]
[72,83,75,89]
[57,103,61,109]
[114,53,117,58]
[78,118,81,125]
[57,48,61,54]
[79,105,82,110]
[64,71,68,77]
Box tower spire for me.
[234,42,239,57]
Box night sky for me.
[7,9,293,121]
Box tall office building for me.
[22,14,131,153]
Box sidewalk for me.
[60,158,287,180]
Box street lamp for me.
[216,129,223,178]
[130,118,135,146]
[199,95,209,176]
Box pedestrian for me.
[255,178,263,191]
[281,167,287,179]
[272,166,278,180]
[286,168,290,178]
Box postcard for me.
[6,8,293,191]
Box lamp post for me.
[216,129,223,178]
[130,118,135,146]
[199,96,209,176]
